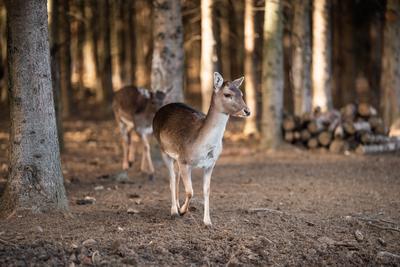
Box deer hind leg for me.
[128,131,136,164]
[176,163,181,209]
[118,121,130,170]
[140,133,154,180]
[178,162,193,215]
[161,152,179,217]
[203,164,215,226]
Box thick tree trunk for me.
[380,0,400,127]
[88,0,101,99]
[50,0,64,152]
[59,0,73,117]
[292,0,312,116]
[0,0,68,217]
[75,0,85,91]
[151,0,184,103]
[135,0,152,87]
[111,0,123,89]
[243,0,258,136]
[201,0,218,112]
[0,2,7,106]
[261,0,284,149]
[311,0,333,111]
[98,0,113,108]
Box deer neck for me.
[196,96,229,148]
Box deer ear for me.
[214,72,224,91]
[231,76,244,88]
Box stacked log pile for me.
[282,104,400,154]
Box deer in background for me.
[113,86,165,180]
[153,72,250,226]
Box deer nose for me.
[243,108,251,117]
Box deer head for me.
[212,72,250,117]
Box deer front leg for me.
[203,164,215,226]
[176,162,181,209]
[178,162,193,215]
[119,122,130,170]
[140,134,154,179]
[161,152,179,217]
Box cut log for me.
[356,141,400,154]
[301,129,311,142]
[334,125,344,138]
[353,121,371,132]
[284,131,294,143]
[340,103,357,121]
[369,116,383,130]
[358,103,377,118]
[307,119,324,134]
[283,116,297,131]
[307,137,319,149]
[361,133,400,144]
[318,131,333,146]
[343,121,356,135]
[293,131,301,141]
[329,138,346,153]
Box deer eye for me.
[224,93,232,98]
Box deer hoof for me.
[179,207,188,216]
[204,221,212,228]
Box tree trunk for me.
[135,0,153,87]
[75,0,85,91]
[49,0,64,152]
[98,0,113,108]
[380,0,400,128]
[59,0,73,117]
[292,0,312,116]
[311,0,333,111]
[243,0,258,136]
[219,0,231,80]
[201,0,218,112]
[0,0,68,217]
[151,0,184,103]
[0,2,7,106]
[261,0,284,149]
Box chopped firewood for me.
[358,103,377,118]
[293,131,301,141]
[369,116,383,130]
[283,116,297,131]
[334,125,344,138]
[329,139,347,153]
[307,120,324,134]
[300,129,311,142]
[353,121,371,132]
[318,131,333,146]
[361,133,399,144]
[307,138,319,149]
[284,131,294,143]
[341,103,357,121]
[356,141,400,154]
[343,121,356,135]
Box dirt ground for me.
[0,119,399,266]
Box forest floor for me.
[0,119,399,266]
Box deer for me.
[152,72,250,226]
[113,86,165,180]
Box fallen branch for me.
[367,223,400,233]
[249,208,283,214]
[0,238,17,247]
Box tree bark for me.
[0,2,7,106]
[0,0,68,217]
[201,0,218,112]
[219,0,231,80]
[380,0,400,127]
[292,0,312,116]
[98,0,113,108]
[151,0,184,103]
[135,0,153,88]
[261,0,284,149]
[243,0,258,136]
[311,0,333,111]
[59,0,73,117]
[49,0,64,152]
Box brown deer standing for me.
[153,72,250,225]
[113,86,165,180]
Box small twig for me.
[249,208,283,214]
[367,223,400,233]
